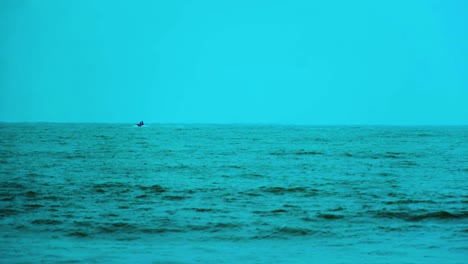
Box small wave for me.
[274,227,313,236]
[377,172,394,177]
[138,184,167,193]
[317,213,344,220]
[387,192,401,197]
[269,151,285,156]
[394,160,418,167]
[163,195,189,201]
[260,186,306,194]
[221,165,243,169]
[166,164,190,170]
[73,221,94,227]
[65,153,87,159]
[238,191,262,197]
[252,210,267,215]
[271,209,288,213]
[301,217,317,222]
[43,195,60,201]
[259,186,316,196]
[99,213,119,218]
[98,222,138,234]
[295,150,323,155]
[239,173,266,178]
[93,182,128,189]
[26,172,46,177]
[212,222,241,229]
[384,151,403,159]
[24,204,43,209]
[252,227,315,239]
[24,191,38,197]
[416,133,434,137]
[191,208,215,213]
[68,231,89,237]
[374,211,414,220]
[141,228,182,234]
[92,182,130,194]
[0,208,20,217]
[187,225,209,231]
[409,211,468,221]
[377,226,404,232]
[330,206,345,211]
[367,152,404,160]
[383,199,435,205]
[0,181,24,189]
[374,210,468,221]
[31,219,63,225]
[284,204,301,209]
[270,150,323,156]
[188,222,241,233]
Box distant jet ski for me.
[136,121,144,127]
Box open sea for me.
[0,123,467,263]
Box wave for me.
[24,204,43,209]
[0,208,20,217]
[188,222,242,233]
[138,184,168,193]
[295,150,324,155]
[140,228,183,234]
[92,182,130,194]
[24,190,38,198]
[254,227,320,239]
[373,210,468,221]
[270,150,323,156]
[163,195,189,201]
[275,227,312,236]
[383,199,435,205]
[238,191,263,197]
[31,219,63,225]
[96,222,139,234]
[317,213,345,220]
[416,133,434,137]
[260,186,306,194]
[0,181,24,190]
[259,186,318,196]
[65,221,245,238]
[409,211,468,221]
[68,231,90,237]
[190,208,219,213]
[376,172,395,177]
[253,209,289,216]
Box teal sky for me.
[1,0,467,125]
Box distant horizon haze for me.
[1,121,467,127]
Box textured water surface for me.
[0,123,467,263]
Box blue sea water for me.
[0,123,467,263]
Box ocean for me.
[0,123,467,263]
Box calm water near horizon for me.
[0,123,467,263]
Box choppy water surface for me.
[0,123,467,263]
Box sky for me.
[1,0,467,125]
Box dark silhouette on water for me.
[136,121,144,127]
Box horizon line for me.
[1,121,467,127]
